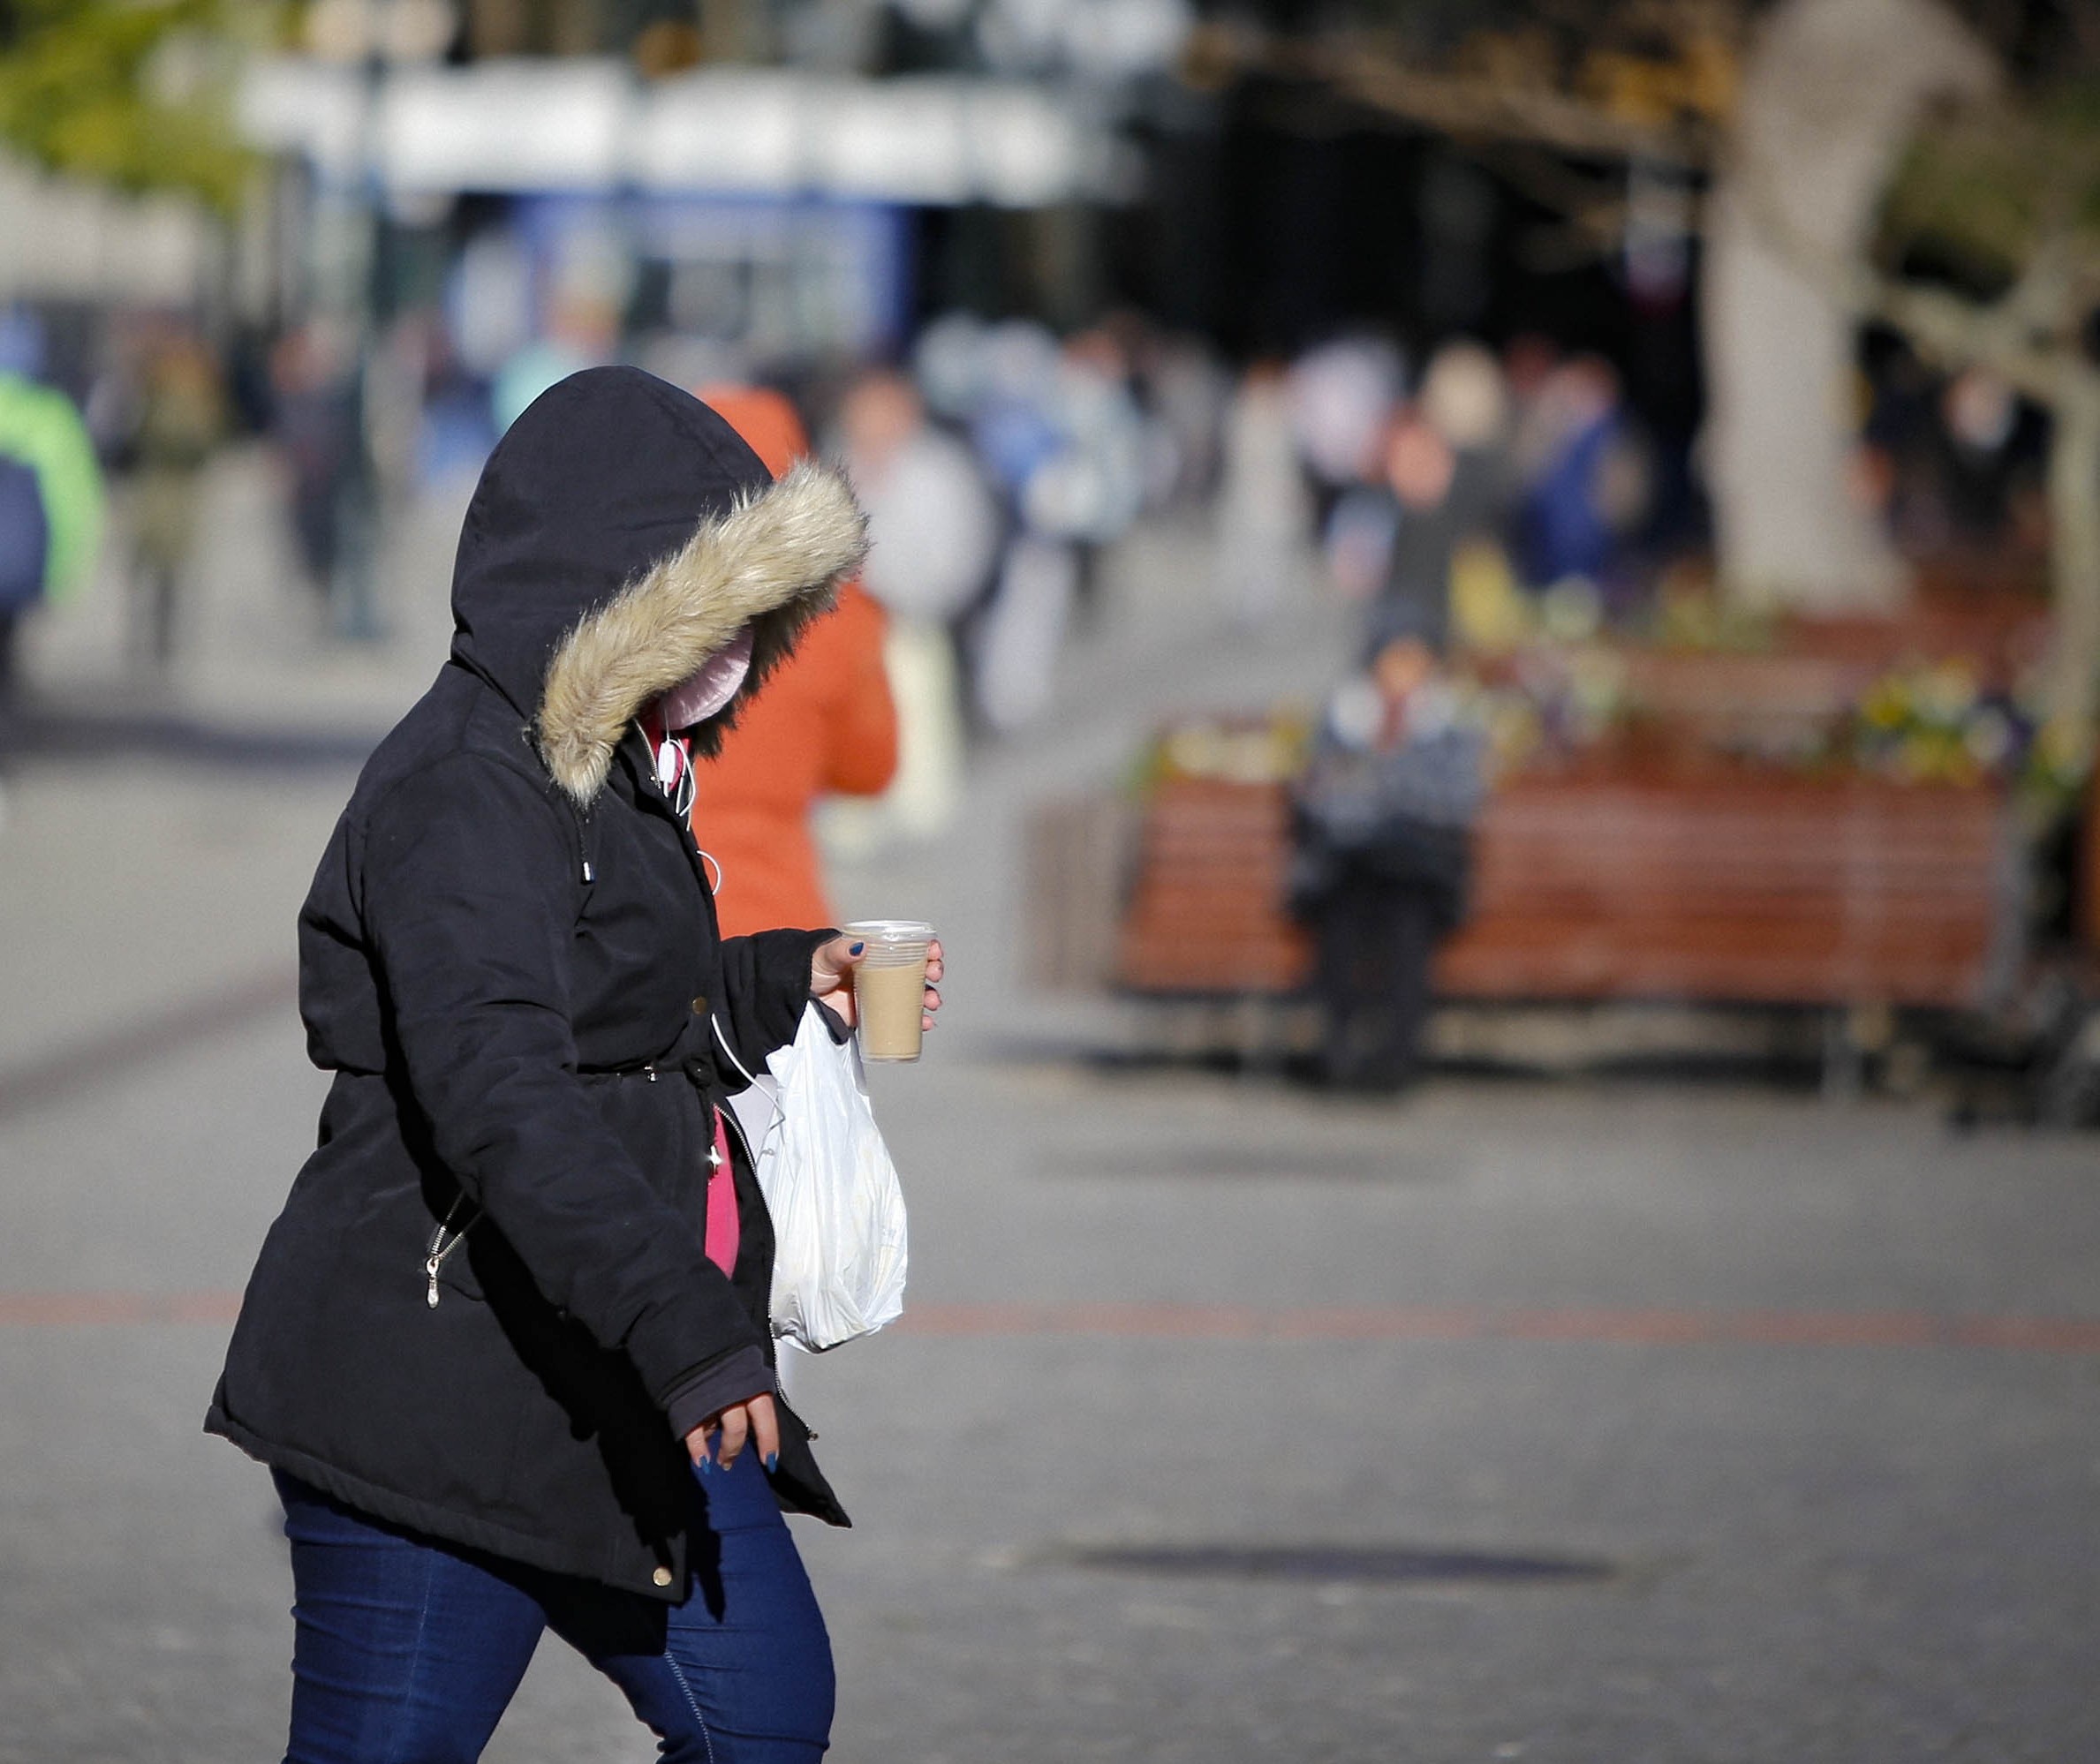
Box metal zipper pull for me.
[421,1197,478,1310]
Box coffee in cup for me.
[842,921,933,1062]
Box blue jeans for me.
[275,1452,834,1763]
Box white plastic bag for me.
[729,1003,907,1351]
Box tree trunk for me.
[2045,373,2100,753]
[1701,0,1995,614]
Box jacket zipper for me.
[709,1092,815,1438]
[424,1196,480,1308]
[717,1095,753,1169]
[567,797,594,886]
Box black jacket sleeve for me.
[360,755,764,1406]
[715,926,835,1085]
[661,1353,774,1443]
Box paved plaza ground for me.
[2,465,2096,1760]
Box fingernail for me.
[764,1451,779,1474]
[849,941,865,955]
[696,1454,712,1476]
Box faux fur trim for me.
[536,460,869,804]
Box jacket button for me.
[691,994,708,1016]
[653,1565,674,1587]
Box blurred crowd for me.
[0,271,2058,838]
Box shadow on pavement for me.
[8,703,384,773]
[1041,1542,1619,1586]
[0,968,296,1121]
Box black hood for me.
[449,367,772,717]
[443,366,869,805]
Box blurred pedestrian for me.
[1289,616,1484,1092]
[207,367,940,1760]
[837,367,996,841]
[268,320,377,635]
[1329,343,1511,647]
[694,384,899,935]
[1370,408,1462,643]
[1513,353,1651,594]
[1137,329,1230,509]
[1023,328,1145,625]
[1418,340,1510,493]
[968,324,1144,729]
[1288,334,1403,521]
[0,311,104,757]
[491,294,619,436]
[125,323,228,668]
[1215,359,1312,629]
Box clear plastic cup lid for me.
[842,919,933,946]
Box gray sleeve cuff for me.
[661,1346,775,1444]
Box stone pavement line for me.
[896,1300,2100,1352]
[4,1292,2100,1353]
[0,1291,246,1324]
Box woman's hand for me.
[687,1391,778,1474]
[810,935,944,1033]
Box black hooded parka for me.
[206,368,869,1600]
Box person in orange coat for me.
[694,386,899,936]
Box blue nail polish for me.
[764,1451,779,1474]
[696,1454,712,1477]
[849,941,865,955]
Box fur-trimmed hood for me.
[446,367,868,805]
[535,458,865,803]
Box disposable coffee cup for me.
[842,921,933,1063]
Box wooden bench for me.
[1114,778,1310,994]
[1114,770,2014,1012]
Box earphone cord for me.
[640,716,721,893]
[712,1012,786,1139]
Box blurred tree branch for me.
[0,0,278,209]
[1858,73,2100,743]
[1190,4,1737,168]
[1204,0,2099,739]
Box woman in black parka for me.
[207,368,933,1762]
